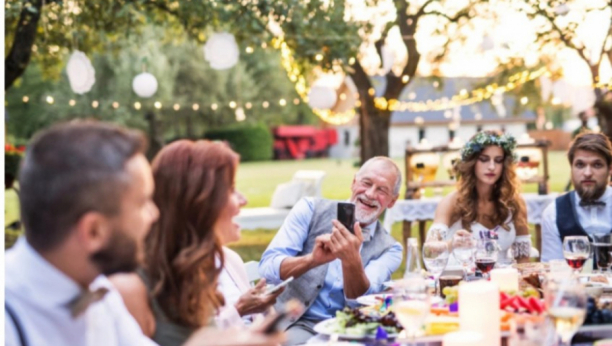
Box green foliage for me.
[205,123,273,162]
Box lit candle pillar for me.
[443,331,484,346]
[459,281,500,346]
[490,268,519,292]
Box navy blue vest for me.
[555,192,590,241]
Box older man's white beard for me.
[354,195,382,225]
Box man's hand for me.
[310,234,336,266]
[328,220,363,263]
[235,279,284,317]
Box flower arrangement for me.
[459,132,517,162]
[5,144,25,189]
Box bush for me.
[204,124,273,162]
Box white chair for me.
[244,261,261,283]
[236,170,327,230]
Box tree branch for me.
[533,5,588,63]
[5,0,45,90]
[422,9,470,22]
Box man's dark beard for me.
[90,227,139,276]
[575,179,607,202]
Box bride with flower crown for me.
[425,130,532,267]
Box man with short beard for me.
[541,132,612,262]
[259,157,403,346]
[5,121,285,346]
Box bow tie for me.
[68,287,109,317]
[579,200,606,207]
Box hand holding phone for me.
[255,300,304,335]
[337,202,356,234]
[265,277,294,295]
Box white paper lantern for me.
[307,85,337,110]
[380,44,394,75]
[132,72,158,98]
[203,32,239,70]
[481,35,495,52]
[554,3,570,16]
[66,50,95,94]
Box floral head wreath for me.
[459,131,517,162]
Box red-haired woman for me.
[110,140,280,346]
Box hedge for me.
[204,124,273,162]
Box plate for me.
[312,318,400,340]
[383,279,435,289]
[356,293,393,306]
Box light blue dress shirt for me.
[259,198,403,321]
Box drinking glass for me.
[422,240,450,297]
[497,247,516,268]
[474,239,499,279]
[592,234,612,275]
[563,236,591,274]
[544,277,587,346]
[451,232,475,278]
[392,277,430,344]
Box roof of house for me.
[370,76,537,125]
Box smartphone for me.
[265,276,294,295]
[337,202,356,234]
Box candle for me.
[490,268,519,292]
[459,281,500,346]
[443,331,484,346]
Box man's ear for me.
[387,194,399,209]
[74,212,113,254]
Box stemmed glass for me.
[451,232,475,278]
[563,236,591,274]
[591,234,612,275]
[544,277,587,346]
[392,277,430,344]
[474,239,499,280]
[423,233,450,297]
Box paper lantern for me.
[66,50,95,94]
[308,86,337,110]
[203,32,239,70]
[380,44,394,75]
[481,35,495,51]
[554,3,570,16]
[132,72,158,98]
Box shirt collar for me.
[361,221,378,242]
[6,237,92,309]
[575,186,612,207]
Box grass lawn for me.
[5,152,572,278]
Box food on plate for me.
[331,307,402,336]
[424,315,459,335]
[585,297,612,325]
[499,291,544,314]
[590,275,610,284]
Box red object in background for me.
[273,126,338,160]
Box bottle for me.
[404,238,423,279]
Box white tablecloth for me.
[383,193,559,231]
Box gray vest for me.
[275,198,398,324]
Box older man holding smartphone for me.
[259,157,403,346]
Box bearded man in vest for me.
[259,157,403,346]
[541,132,612,262]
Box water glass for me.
[422,241,450,297]
[451,232,476,278]
[544,277,587,346]
[392,277,430,343]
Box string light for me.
[192,103,200,111]
[22,96,29,103]
[112,102,119,109]
[293,98,300,105]
[211,103,218,110]
[46,96,54,104]
[279,98,287,106]
[154,101,162,109]
[339,93,346,101]
[262,101,269,108]
[229,101,237,109]
[92,100,99,108]
[315,54,323,61]
[246,102,252,109]
[134,102,141,110]
[551,97,561,105]
[245,46,254,54]
[69,99,76,106]
[173,103,180,111]
[402,75,409,83]
[521,97,529,105]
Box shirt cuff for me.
[344,284,374,309]
[270,255,289,284]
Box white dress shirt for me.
[5,237,157,346]
[541,186,612,262]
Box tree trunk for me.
[145,111,164,160]
[358,102,391,163]
[589,66,612,141]
[5,0,44,90]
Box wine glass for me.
[592,234,612,275]
[563,236,591,274]
[451,232,475,278]
[497,247,516,268]
[544,277,587,346]
[392,277,430,344]
[422,240,450,297]
[474,239,499,280]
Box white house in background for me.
[329,77,536,159]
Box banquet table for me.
[382,193,559,255]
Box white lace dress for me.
[427,218,532,270]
